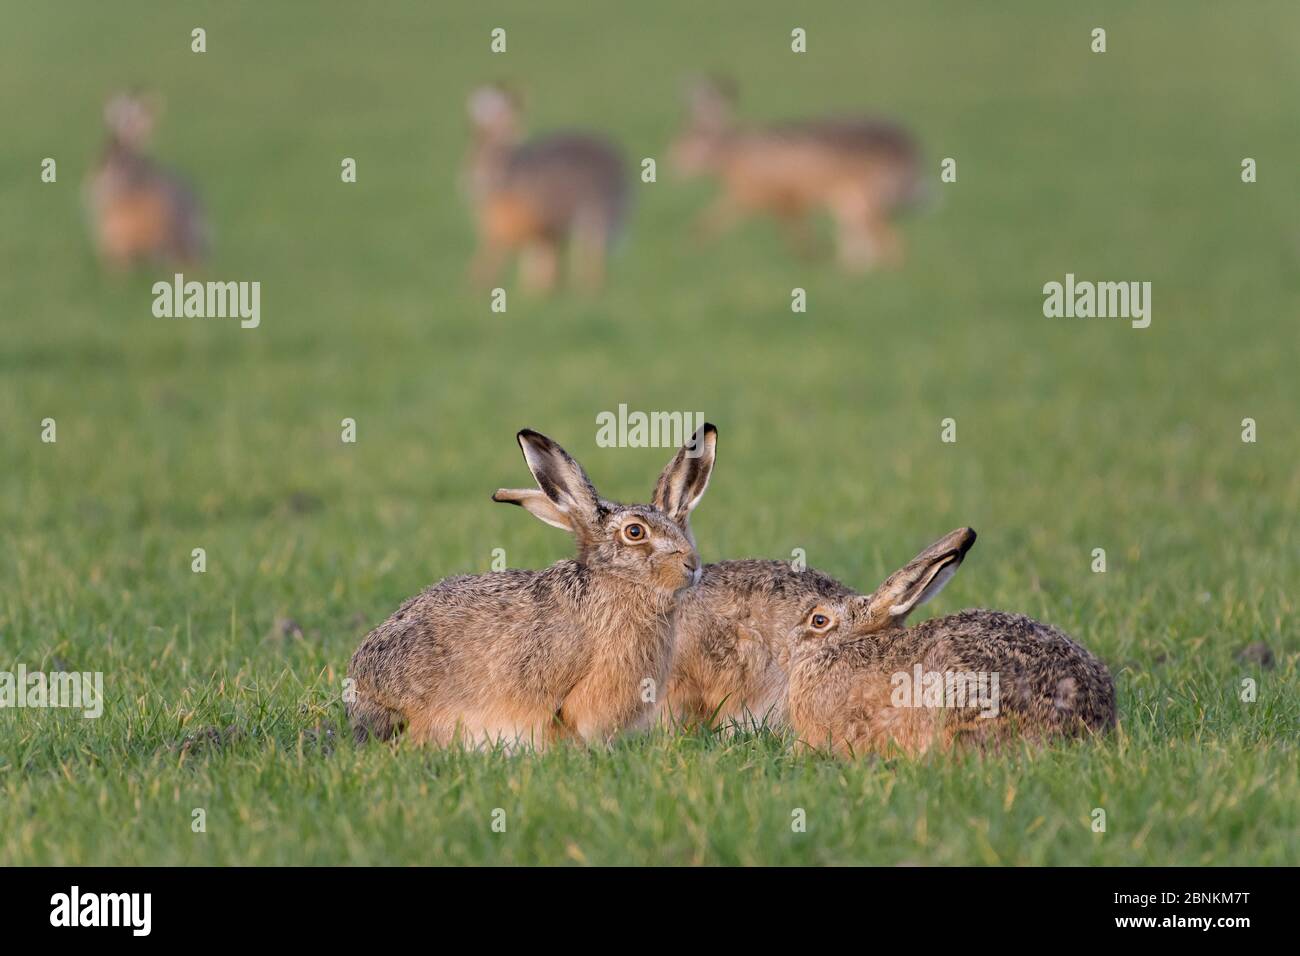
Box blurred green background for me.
[0,0,1296,865]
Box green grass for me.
[1,0,1297,865]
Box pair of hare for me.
[347,427,1116,757]
[464,77,924,292]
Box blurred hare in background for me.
[463,84,629,293]
[671,76,923,271]
[85,91,208,270]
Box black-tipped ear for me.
[515,429,601,525]
[652,423,717,525]
[863,528,976,625]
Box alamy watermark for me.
[1042,273,1150,329]
[152,273,260,328]
[50,886,150,936]
[890,664,1000,718]
[596,405,706,456]
[0,664,103,718]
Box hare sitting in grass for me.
[785,528,1116,757]
[348,424,716,750]
[463,84,629,293]
[662,530,1115,747]
[85,91,208,270]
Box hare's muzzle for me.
[683,556,702,587]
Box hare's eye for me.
[811,613,831,629]
[622,522,647,542]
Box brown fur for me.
[662,560,853,729]
[463,85,628,292]
[671,78,922,271]
[785,529,1117,757]
[349,425,717,750]
[662,529,1116,754]
[85,92,207,270]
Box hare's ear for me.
[863,528,976,625]
[491,488,573,532]
[652,423,717,526]
[468,84,520,127]
[514,430,601,528]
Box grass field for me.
[1,0,1297,865]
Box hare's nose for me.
[682,557,702,585]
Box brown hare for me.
[662,560,854,731]
[670,76,923,271]
[661,531,1116,747]
[348,424,716,750]
[85,92,208,270]
[785,528,1116,757]
[463,84,629,293]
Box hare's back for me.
[506,133,628,230]
[693,559,853,604]
[94,153,195,204]
[905,610,1094,665]
[768,119,921,204]
[350,564,593,706]
[380,566,581,650]
[804,118,917,160]
[904,610,1116,730]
